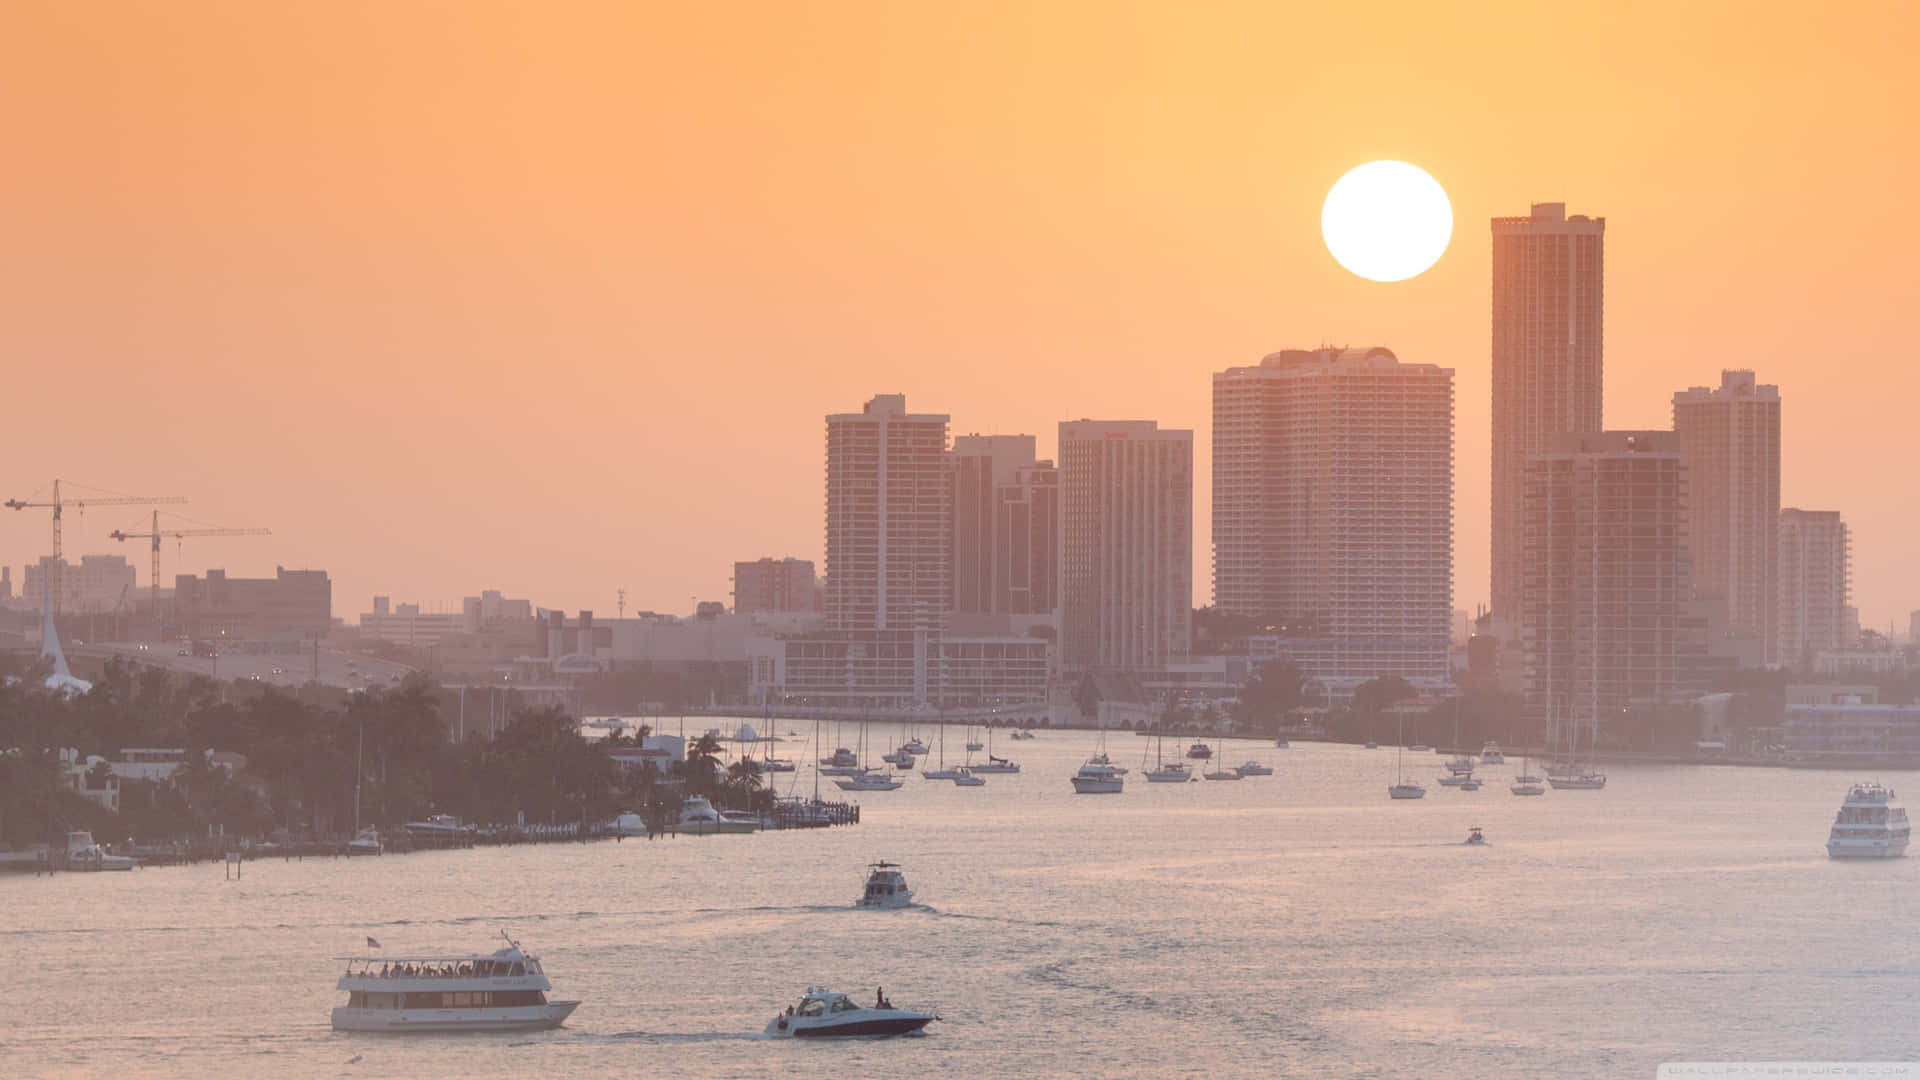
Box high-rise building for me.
[1672,370,1781,658]
[23,554,139,614]
[732,557,818,614]
[1521,432,1705,747]
[1491,202,1606,617]
[1212,346,1454,694]
[952,434,1057,617]
[824,394,952,633]
[1058,419,1193,675]
[1777,509,1850,666]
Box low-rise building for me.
[1784,702,1920,763]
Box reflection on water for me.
[5,728,1916,1078]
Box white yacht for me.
[331,935,580,1032]
[1072,758,1126,794]
[346,828,384,855]
[602,812,647,838]
[64,831,137,871]
[1479,742,1507,764]
[1827,782,1910,858]
[677,795,759,834]
[855,861,915,908]
[949,767,986,787]
[834,770,904,792]
[765,986,936,1038]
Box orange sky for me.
[2,2,1916,630]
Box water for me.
[7,728,1916,1078]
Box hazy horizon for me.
[4,2,1916,630]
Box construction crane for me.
[5,479,187,613]
[109,511,271,633]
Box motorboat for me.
[949,767,986,787]
[1464,826,1486,845]
[968,754,1020,774]
[1479,742,1507,764]
[882,748,916,768]
[1827,782,1911,858]
[1143,762,1194,783]
[854,861,915,908]
[820,746,862,775]
[602,812,647,838]
[1072,758,1126,794]
[346,827,383,856]
[1186,742,1214,760]
[899,737,929,756]
[764,986,936,1038]
[1458,778,1482,791]
[64,831,137,871]
[331,934,581,1032]
[1233,760,1273,776]
[678,795,759,834]
[834,770,904,792]
[1085,752,1128,774]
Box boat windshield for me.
[829,996,857,1012]
[798,998,828,1017]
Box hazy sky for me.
[3,2,1916,629]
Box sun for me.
[1321,160,1453,283]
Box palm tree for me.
[684,732,724,794]
[724,758,763,809]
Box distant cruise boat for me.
[1828,782,1910,858]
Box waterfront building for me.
[1491,202,1606,618]
[1777,508,1850,667]
[1212,346,1454,698]
[1520,431,1707,747]
[732,557,818,614]
[1058,419,1193,677]
[1785,701,1920,763]
[953,435,1058,618]
[1673,370,1781,658]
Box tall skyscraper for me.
[952,435,1058,617]
[1058,419,1192,675]
[732,557,818,614]
[823,394,952,633]
[1213,346,1454,693]
[1672,370,1781,657]
[1777,508,1850,666]
[1521,432,1705,747]
[1491,202,1606,617]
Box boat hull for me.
[1827,838,1909,858]
[678,820,759,834]
[1144,770,1191,783]
[1071,777,1123,794]
[1388,786,1426,799]
[1547,777,1607,790]
[332,1001,580,1032]
[767,1011,934,1038]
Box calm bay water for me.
[6,725,1917,1079]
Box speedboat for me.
[678,795,759,834]
[331,934,581,1032]
[855,861,915,908]
[1235,761,1273,777]
[1479,742,1507,764]
[602,812,647,838]
[968,755,1020,774]
[1186,742,1213,760]
[834,770,904,792]
[346,827,384,855]
[1072,759,1126,794]
[1464,826,1486,845]
[765,987,936,1038]
[1388,783,1426,799]
[1828,782,1911,858]
[1143,762,1194,783]
[949,767,986,787]
[63,831,137,871]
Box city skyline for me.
[3,4,1917,632]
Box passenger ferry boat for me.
[855,861,915,908]
[331,935,580,1032]
[765,986,936,1038]
[1827,782,1911,858]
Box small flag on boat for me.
[366,936,381,948]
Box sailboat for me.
[965,724,985,753]
[1388,715,1425,799]
[1511,748,1546,796]
[924,723,965,780]
[1546,712,1606,790]
[1143,728,1194,783]
[968,726,1020,773]
[1202,735,1243,780]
